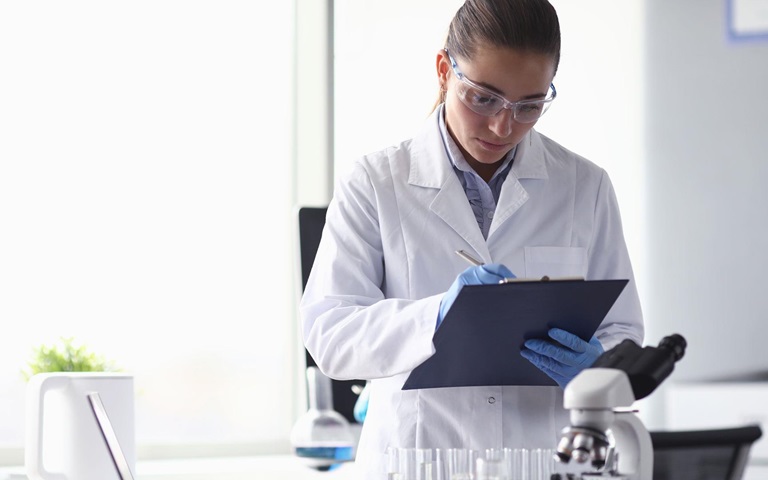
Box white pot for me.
[25,372,135,480]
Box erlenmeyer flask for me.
[290,367,355,471]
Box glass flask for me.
[290,366,355,471]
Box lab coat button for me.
[487,211,494,219]
[487,396,496,404]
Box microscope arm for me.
[609,412,653,480]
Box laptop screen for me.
[87,392,136,480]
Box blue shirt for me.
[437,104,516,239]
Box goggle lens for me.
[455,81,554,124]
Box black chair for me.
[297,206,366,423]
[650,425,763,480]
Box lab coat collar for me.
[511,128,549,180]
[407,108,551,259]
[407,108,455,189]
[488,132,549,238]
[408,108,549,189]
[408,108,488,258]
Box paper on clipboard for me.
[401,278,628,390]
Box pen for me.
[455,249,484,266]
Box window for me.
[0,1,296,458]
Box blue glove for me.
[437,263,515,330]
[520,328,604,388]
[353,382,370,423]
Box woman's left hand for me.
[520,328,604,388]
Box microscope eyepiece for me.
[659,334,686,361]
[591,333,687,400]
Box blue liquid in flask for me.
[291,367,356,471]
[295,445,354,471]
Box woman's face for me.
[437,46,556,173]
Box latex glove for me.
[437,263,515,330]
[520,328,604,388]
[353,381,370,423]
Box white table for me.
[0,455,360,480]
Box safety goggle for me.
[446,49,556,124]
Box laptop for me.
[87,392,137,480]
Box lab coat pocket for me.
[524,246,587,278]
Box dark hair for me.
[435,0,561,107]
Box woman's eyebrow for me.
[471,77,548,101]
[519,91,549,100]
[473,79,506,96]
[480,82,548,101]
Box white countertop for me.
[0,455,360,480]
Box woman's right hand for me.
[437,263,515,329]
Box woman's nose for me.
[488,108,514,137]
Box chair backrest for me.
[297,206,365,423]
[650,425,763,480]
[298,207,327,292]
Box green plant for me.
[22,336,119,380]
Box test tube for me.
[388,446,401,480]
[417,448,434,480]
[433,448,447,480]
[446,448,477,480]
[509,448,529,480]
[476,457,509,480]
[530,448,556,480]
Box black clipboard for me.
[402,278,628,390]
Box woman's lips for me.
[477,138,510,152]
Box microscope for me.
[555,334,687,480]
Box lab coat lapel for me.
[488,130,549,239]
[430,177,490,259]
[408,111,490,261]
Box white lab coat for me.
[300,108,644,478]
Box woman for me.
[300,0,644,477]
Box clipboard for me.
[402,278,628,390]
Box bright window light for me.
[0,0,296,455]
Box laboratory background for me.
[0,0,767,479]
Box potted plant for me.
[22,336,119,380]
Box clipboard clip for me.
[499,276,585,284]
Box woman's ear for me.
[435,49,451,89]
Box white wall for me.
[334,0,464,171]
[644,0,768,421]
